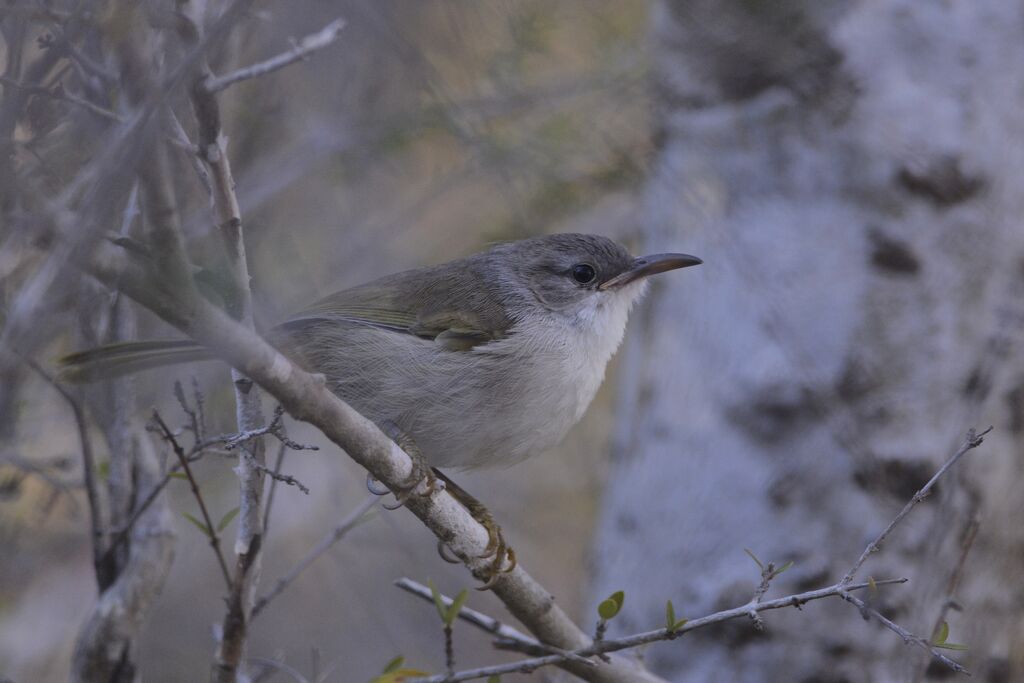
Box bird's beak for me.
[599,253,702,290]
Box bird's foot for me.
[434,470,517,590]
[366,421,439,510]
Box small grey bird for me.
[64,233,700,471]
[62,233,700,582]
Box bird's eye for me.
[571,263,596,284]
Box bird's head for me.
[494,233,702,325]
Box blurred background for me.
[2,1,1023,682]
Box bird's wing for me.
[276,262,515,352]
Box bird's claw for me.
[367,421,439,510]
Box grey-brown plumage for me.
[61,234,700,469]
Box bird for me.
[61,232,701,584]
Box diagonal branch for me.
[840,426,992,586]
[252,495,378,618]
[152,410,232,590]
[201,18,346,94]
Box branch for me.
[402,579,907,683]
[151,410,232,590]
[840,426,992,586]
[201,18,346,94]
[252,495,378,617]
[837,590,968,675]
[223,404,319,453]
[394,578,595,667]
[396,427,992,681]
[0,75,121,121]
[24,358,109,586]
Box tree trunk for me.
[591,2,1024,681]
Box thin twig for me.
[151,410,232,590]
[223,404,319,452]
[251,495,377,618]
[101,448,208,561]
[841,426,992,586]
[393,578,595,663]
[251,458,309,494]
[0,75,121,121]
[201,19,346,94]
[838,590,968,674]
[25,358,108,585]
[405,579,907,683]
[262,441,288,536]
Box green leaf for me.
[934,642,969,651]
[597,598,620,620]
[428,580,447,623]
[868,576,878,596]
[775,560,794,575]
[182,512,211,538]
[382,655,404,674]
[168,472,189,480]
[446,589,469,626]
[216,506,240,533]
[932,621,949,645]
[743,548,764,570]
[610,590,625,609]
[665,599,687,634]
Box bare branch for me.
[841,426,993,586]
[202,19,346,94]
[24,358,109,586]
[252,496,377,618]
[0,75,121,121]
[151,410,232,590]
[394,578,595,667]
[404,579,908,683]
[224,405,319,452]
[250,459,309,495]
[838,590,968,675]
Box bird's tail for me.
[58,340,214,383]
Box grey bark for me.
[591,2,1024,681]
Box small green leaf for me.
[597,598,620,620]
[775,560,794,575]
[934,642,969,651]
[672,618,689,632]
[428,580,447,623]
[216,506,240,533]
[610,590,625,609]
[168,472,189,480]
[743,548,764,570]
[382,655,404,674]
[868,576,878,596]
[666,600,676,630]
[182,512,211,538]
[932,621,950,645]
[446,589,469,626]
